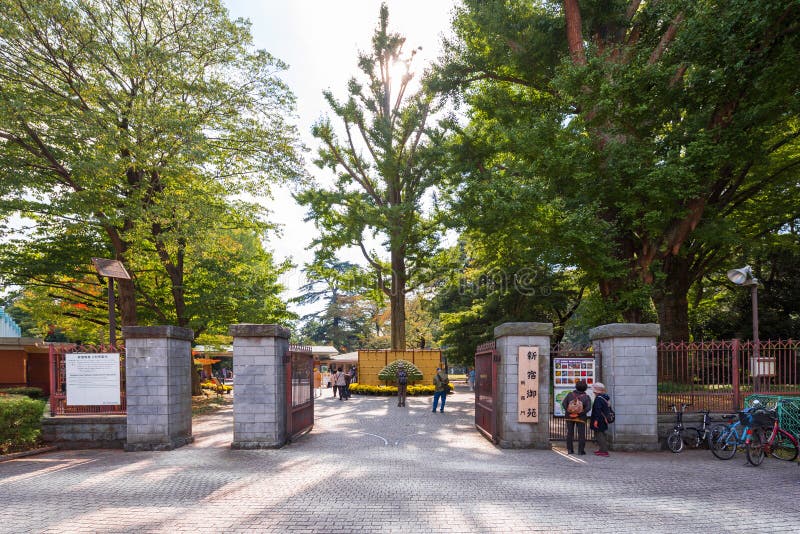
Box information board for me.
[66,353,122,406]
[553,357,597,416]
[518,346,539,423]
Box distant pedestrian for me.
[468,368,475,391]
[561,380,590,455]
[349,366,357,384]
[591,382,612,457]
[335,367,348,401]
[432,367,449,413]
[396,363,408,407]
[343,367,352,399]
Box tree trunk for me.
[653,256,692,341]
[117,277,137,327]
[390,248,406,350]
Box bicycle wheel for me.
[746,430,765,466]
[683,427,703,449]
[711,428,737,460]
[770,429,799,462]
[667,430,684,453]
[706,424,728,449]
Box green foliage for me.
[433,0,800,336]
[0,396,46,454]
[0,387,45,400]
[0,0,302,335]
[377,359,424,382]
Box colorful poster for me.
[553,357,598,416]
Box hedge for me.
[0,386,45,399]
[348,382,452,396]
[0,396,46,454]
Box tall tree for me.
[296,4,443,350]
[0,0,302,329]
[434,0,800,339]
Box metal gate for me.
[549,344,599,441]
[285,344,314,441]
[475,340,499,443]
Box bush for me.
[377,359,424,382]
[0,386,45,399]
[0,396,46,454]
[200,381,232,394]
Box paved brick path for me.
[2,387,799,533]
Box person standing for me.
[396,363,408,407]
[561,380,591,455]
[335,367,348,400]
[590,382,612,457]
[432,367,449,413]
[468,368,475,391]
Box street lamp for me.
[91,258,131,346]
[727,265,766,387]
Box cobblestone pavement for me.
[2,387,799,533]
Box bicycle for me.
[666,404,726,453]
[745,400,800,466]
[710,403,764,460]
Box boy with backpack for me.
[561,380,591,455]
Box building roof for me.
[310,345,339,358]
[329,351,358,363]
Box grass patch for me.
[192,394,233,417]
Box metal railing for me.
[657,339,800,413]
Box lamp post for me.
[727,265,761,389]
[91,258,131,346]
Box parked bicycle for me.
[745,400,800,466]
[711,400,765,460]
[667,404,726,453]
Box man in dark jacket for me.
[590,382,612,456]
[561,380,591,455]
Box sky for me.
[222,1,458,316]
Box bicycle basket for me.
[739,408,776,428]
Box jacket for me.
[434,371,450,392]
[562,390,590,421]
[590,393,612,432]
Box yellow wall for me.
[357,349,443,386]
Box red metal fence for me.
[49,343,127,416]
[657,339,800,413]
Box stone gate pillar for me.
[229,324,289,449]
[589,323,660,451]
[123,326,194,451]
[494,322,553,449]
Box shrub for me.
[0,396,46,454]
[0,386,45,399]
[377,359,424,382]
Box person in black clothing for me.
[590,382,612,456]
[396,363,408,407]
[561,380,591,455]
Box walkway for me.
[1,387,799,533]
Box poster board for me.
[66,353,122,406]
[553,357,597,416]
[518,346,539,423]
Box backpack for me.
[566,393,585,417]
[604,399,615,424]
[397,369,408,385]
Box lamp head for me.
[727,265,757,286]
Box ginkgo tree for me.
[297,4,444,350]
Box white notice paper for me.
[66,353,121,406]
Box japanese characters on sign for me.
[518,346,539,423]
[65,353,122,406]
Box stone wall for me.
[41,415,126,449]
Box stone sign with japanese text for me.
[518,346,539,423]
